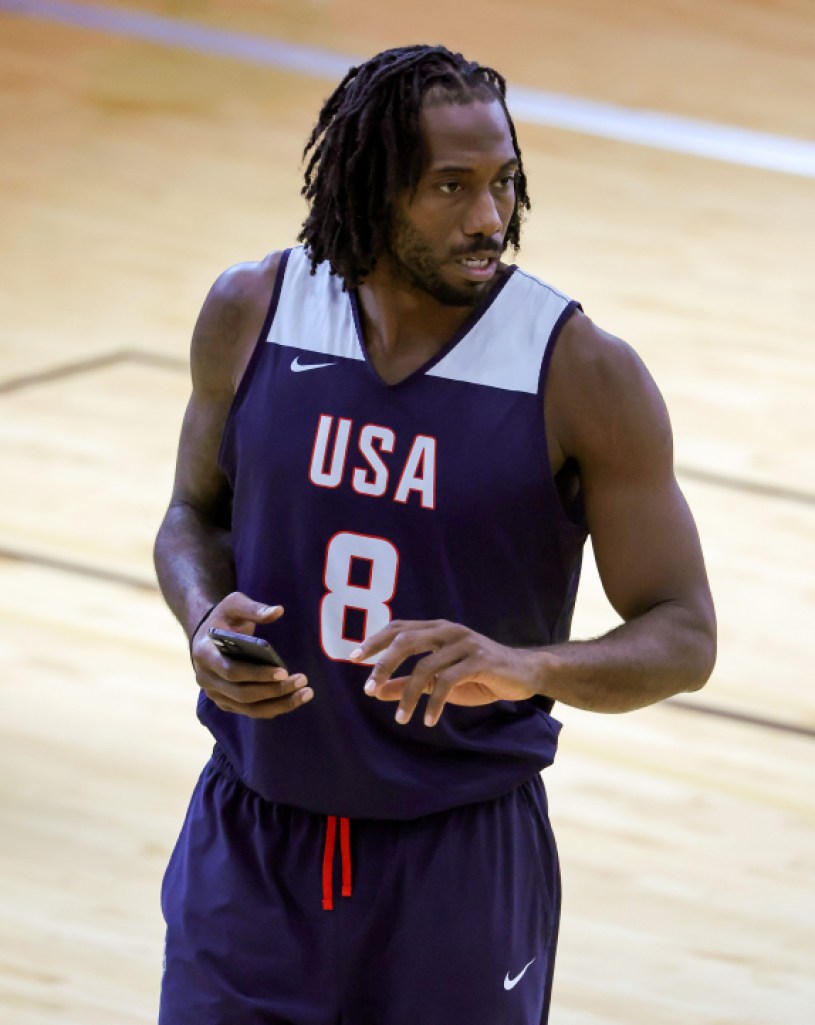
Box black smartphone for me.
[208,627,288,671]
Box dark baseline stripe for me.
[676,464,815,508]
[0,351,132,394]
[668,697,815,740]
[0,349,188,395]
[0,545,157,591]
[127,349,188,371]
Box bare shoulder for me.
[190,250,284,396]
[547,309,673,478]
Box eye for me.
[495,173,517,190]
[438,181,463,195]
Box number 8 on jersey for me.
[320,532,400,664]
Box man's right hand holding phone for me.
[190,593,313,718]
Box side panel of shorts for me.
[340,774,561,1025]
[159,751,342,1025]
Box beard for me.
[387,213,503,308]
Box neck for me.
[356,256,502,364]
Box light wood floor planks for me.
[1,1,813,1022]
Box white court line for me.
[2,0,815,177]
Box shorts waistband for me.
[210,743,244,786]
[209,745,353,910]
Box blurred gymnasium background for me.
[1,2,813,1022]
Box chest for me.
[226,348,551,527]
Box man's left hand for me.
[350,620,543,726]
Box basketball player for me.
[154,45,716,1025]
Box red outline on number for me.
[348,554,374,591]
[319,531,400,663]
[341,604,369,645]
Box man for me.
[154,44,716,1025]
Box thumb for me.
[219,592,285,626]
[255,602,284,623]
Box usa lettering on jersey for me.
[308,414,437,510]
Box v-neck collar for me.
[349,265,517,389]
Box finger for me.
[364,675,412,701]
[201,650,292,685]
[214,686,314,719]
[392,643,470,725]
[219,592,284,627]
[348,621,404,665]
[423,658,482,726]
[254,602,284,623]
[206,674,309,706]
[349,619,442,665]
[362,628,444,692]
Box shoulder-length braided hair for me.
[298,44,530,287]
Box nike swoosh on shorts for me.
[504,957,536,990]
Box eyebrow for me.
[429,158,519,175]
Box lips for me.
[454,255,498,281]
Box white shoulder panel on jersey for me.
[426,268,574,394]
[266,246,364,360]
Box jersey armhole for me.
[217,248,292,478]
[537,299,581,397]
[537,299,587,534]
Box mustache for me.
[450,239,503,257]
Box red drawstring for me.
[340,816,352,897]
[322,816,337,910]
[322,816,353,910]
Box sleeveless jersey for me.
[209,246,588,819]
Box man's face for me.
[387,97,519,307]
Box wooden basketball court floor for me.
[1,1,813,1022]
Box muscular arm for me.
[355,312,716,724]
[154,256,277,636]
[154,252,313,716]
[536,311,716,711]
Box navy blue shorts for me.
[159,747,561,1024]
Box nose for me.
[463,187,503,239]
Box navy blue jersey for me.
[209,246,587,819]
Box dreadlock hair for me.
[298,44,531,288]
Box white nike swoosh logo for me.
[504,958,536,990]
[291,356,338,372]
